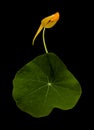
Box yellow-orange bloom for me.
[32,12,60,45]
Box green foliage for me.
[13,53,82,118]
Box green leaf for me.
[13,53,82,118]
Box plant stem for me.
[42,28,48,53]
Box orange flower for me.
[32,12,60,45]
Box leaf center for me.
[48,82,52,86]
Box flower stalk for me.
[42,28,48,53]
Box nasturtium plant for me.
[13,12,82,118]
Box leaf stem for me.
[42,28,48,53]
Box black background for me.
[0,0,93,129]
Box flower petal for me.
[41,12,60,28]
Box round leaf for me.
[13,53,82,118]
